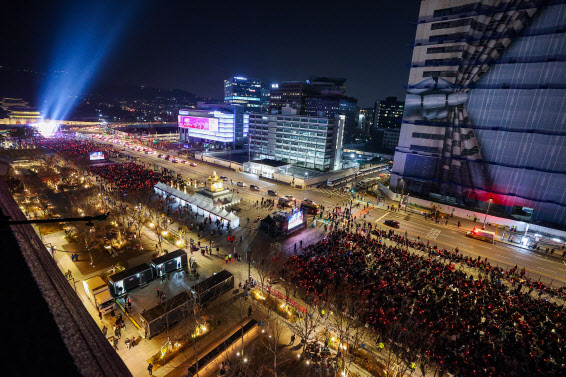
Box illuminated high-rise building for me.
[391,0,566,226]
[223,76,262,113]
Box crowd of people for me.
[373,229,566,301]
[284,229,566,377]
[41,137,120,160]
[89,162,162,193]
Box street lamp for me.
[483,196,493,230]
[399,179,406,211]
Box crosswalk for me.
[426,228,442,240]
[374,210,444,240]
[308,187,349,197]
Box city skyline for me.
[3,0,419,108]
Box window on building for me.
[412,132,445,140]
[431,18,472,30]
[423,70,458,78]
[433,3,479,18]
[410,145,439,153]
[429,32,468,43]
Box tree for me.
[286,301,324,355]
[8,125,40,148]
[147,197,167,254]
[326,286,371,377]
[260,316,294,377]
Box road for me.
[89,135,566,285]
[363,204,566,285]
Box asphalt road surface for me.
[90,135,566,285]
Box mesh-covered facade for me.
[391,0,566,226]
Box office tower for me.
[223,76,262,113]
[358,107,374,137]
[268,81,310,114]
[249,108,345,171]
[391,0,566,225]
[374,96,404,130]
[178,103,248,148]
[371,96,404,149]
[304,94,359,142]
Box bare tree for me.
[260,316,294,377]
[286,301,324,355]
[325,286,372,377]
[147,198,167,254]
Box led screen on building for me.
[90,151,104,161]
[287,209,304,231]
[178,116,219,133]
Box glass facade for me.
[304,95,359,142]
[392,1,566,226]
[223,77,262,113]
[179,103,246,146]
[249,113,344,171]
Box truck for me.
[82,276,116,315]
[466,228,495,244]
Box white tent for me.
[154,183,240,228]
[225,212,240,228]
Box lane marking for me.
[375,213,389,223]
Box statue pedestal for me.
[194,188,235,208]
[195,171,237,207]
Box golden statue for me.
[206,171,224,192]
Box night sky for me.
[5,0,420,107]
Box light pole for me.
[399,179,405,211]
[304,172,308,189]
[483,196,493,230]
[523,208,535,242]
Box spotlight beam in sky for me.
[39,2,139,121]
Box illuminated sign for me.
[178,116,219,132]
[287,209,304,231]
[90,151,104,161]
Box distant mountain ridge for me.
[0,66,218,105]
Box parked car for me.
[157,154,164,158]
[190,162,197,167]
[220,176,228,181]
[283,195,296,202]
[250,184,260,191]
[384,219,400,228]
[237,182,246,187]
[267,189,278,196]
[181,160,187,164]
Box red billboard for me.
[178,116,219,132]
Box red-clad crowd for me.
[89,162,162,192]
[40,137,120,160]
[284,230,565,377]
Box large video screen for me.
[178,116,219,133]
[89,151,104,161]
[287,209,304,231]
